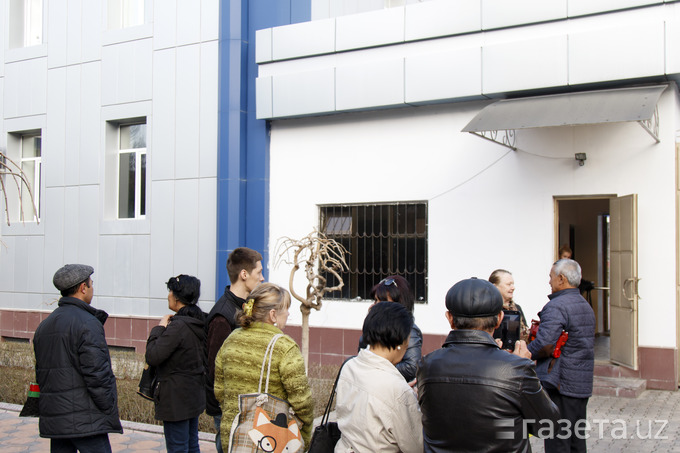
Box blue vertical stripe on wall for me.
[216,0,311,297]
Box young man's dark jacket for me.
[417,329,559,453]
[33,297,123,438]
[146,314,207,421]
[204,286,245,416]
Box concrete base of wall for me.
[2,309,677,390]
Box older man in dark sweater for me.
[528,259,596,453]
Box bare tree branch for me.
[0,150,39,225]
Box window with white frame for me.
[117,123,146,219]
[9,0,43,48]
[20,134,41,221]
[107,0,145,30]
[319,202,428,302]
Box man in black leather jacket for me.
[418,278,559,453]
[33,264,122,453]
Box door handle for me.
[622,277,640,302]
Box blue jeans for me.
[50,434,112,453]
[163,417,200,453]
[213,414,224,453]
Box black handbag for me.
[136,363,157,401]
[308,356,354,453]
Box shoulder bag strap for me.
[258,333,284,394]
[320,355,355,425]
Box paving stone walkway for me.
[2,390,680,452]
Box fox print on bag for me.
[248,407,302,453]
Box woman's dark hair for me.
[369,275,415,313]
[167,275,205,321]
[363,301,413,350]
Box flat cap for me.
[53,264,94,291]
[445,277,503,318]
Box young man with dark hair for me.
[205,247,264,452]
[417,278,558,453]
[33,264,122,452]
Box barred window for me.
[319,202,428,302]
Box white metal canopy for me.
[462,85,667,150]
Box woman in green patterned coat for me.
[214,282,314,450]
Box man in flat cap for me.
[33,264,122,452]
[417,278,558,453]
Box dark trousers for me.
[213,414,224,453]
[544,388,589,453]
[50,434,112,453]
[163,417,200,453]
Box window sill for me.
[1,220,44,236]
[100,218,150,235]
[5,44,48,63]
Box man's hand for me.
[512,340,531,359]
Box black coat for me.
[33,297,122,438]
[417,329,559,453]
[146,315,207,422]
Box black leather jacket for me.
[417,329,559,453]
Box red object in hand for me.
[553,331,568,358]
[528,319,540,343]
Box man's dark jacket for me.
[204,286,245,415]
[146,314,207,421]
[417,329,559,453]
[527,287,595,398]
[33,297,122,438]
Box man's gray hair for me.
[552,259,582,287]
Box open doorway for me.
[556,197,612,360]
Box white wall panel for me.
[272,18,335,60]
[96,296,115,315]
[113,236,133,298]
[149,180,175,299]
[256,29,273,63]
[46,68,66,188]
[173,179,199,274]
[131,235,151,298]
[483,35,568,94]
[98,236,117,297]
[27,235,45,294]
[198,178,217,301]
[78,186,99,267]
[666,19,680,74]
[67,0,83,65]
[151,49,176,181]
[405,47,481,103]
[175,45,200,179]
[336,7,404,51]
[101,39,153,105]
[177,0,201,46]
[47,0,68,68]
[199,41,218,178]
[3,58,47,118]
[273,68,335,117]
[64,65,82,186]
[336,59,404,110]
[154,0,177,50]
[201,0,219,42]
[81,0,102,62]
[482,0,566,29]
[569,23,665,85]
[0,2,5,77]
[406,0,481,41]
[256,77,273,119]
[79,62,101,186]
[62,187,80,265]
[568,0,661,17]
[42,187,65,292]
[149,297,169,316]
[0,237,16,292]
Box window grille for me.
[319,202,428,302]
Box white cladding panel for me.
[272,18,335,61]
[1,2,218,316]
[336,59,404,110]
[405,0,480,42]
[405,48,482,103]
[482,0,567,29]
[273,68,335,117]
[336,7,404,51]
[268,89,680,349]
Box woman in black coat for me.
[146,275,206,453]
